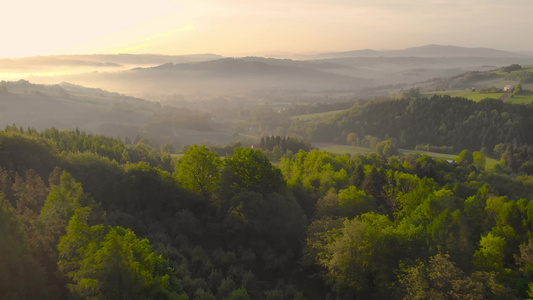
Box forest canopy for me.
[1,92,533,299]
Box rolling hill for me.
[4,45,533,101]
[0,80,235,147]
[29,57,370,97]
[0,53,223,80]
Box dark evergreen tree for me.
[351,164,365,188]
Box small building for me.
[504,85,513,92]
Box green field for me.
[425,66,533,104]
[505,90,533,104]
[492,66,533,76]
[290,109,347,122]
[313,143,374,155]
[426,90,533,104]
[401,149,499,169]
[316,143,457,159]
[426,90,504,101]
[485,157,499,170]
[315,143,499,170]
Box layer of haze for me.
[2,0,533,58]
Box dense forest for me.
[293,95,533,151]
[2,93,533,299]
[288,95,533,172]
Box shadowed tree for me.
[399,254,484,300]
[34,171,104,294]
[351,164,365,188]
[13,169,49,219]
[362,167,387,214]
[0,196,52,299]
[58,207,178,299]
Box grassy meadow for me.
[290,109,347,122]
[506,90,533,104]
[425,66,533,104]
[315,143,499,170]
[313,143,374,155]
[426,90,533,104]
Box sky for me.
[2,0,532,58]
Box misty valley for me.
[2,45,533,299]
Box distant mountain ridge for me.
[0,53,224,80]
[148,57,348,72]
[315,45,529,59]
[517,51,533,56]
[0,53,223,67]
[118,57,369,94]
[9,45,533,98]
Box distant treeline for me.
[3,124,174,171]
[415,144,455,154]
[290,95,533,153]
[284,100,357,116]
[259,135,312,153]
[505,71,533,84]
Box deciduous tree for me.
[175,145,222,200]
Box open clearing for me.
[290,109,347,122]
[313,143,374,155]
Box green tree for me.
[401,87,421,98]
[13,169,49,219]
[280,149,352,194]
[362,167,387,213]
[494,144,506,158]
[517,239,533,274]
[346,133,357,145]
[502,64,522,73]
[0,196,52,299]
[351,164,365,188]
[220,147,285,198]
[473,233,507,273]
[175,144,222,200]
[35,171,104,289]
[399,254,484,300]
[473,151,486,170]
[337,186,377,218]
[514,84,523,95]
[317,213,416,297]
[376,138,399,157]
[227,191,307,243]
[457,150,474,167]
[227,287,251,300]
[58,208,175,299]
[39,171,102,250]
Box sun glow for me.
[101,24,195,54]
[0,1,531,58]
[0,71,79,81]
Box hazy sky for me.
[2,0,532,57]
